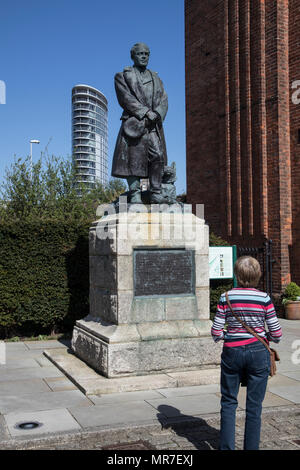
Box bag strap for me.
[225,292,273,355]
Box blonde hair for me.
[234,256,261,288]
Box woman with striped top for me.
[211,256,282,450]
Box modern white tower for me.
[72,84,108,189]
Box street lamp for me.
[30,139,40,180]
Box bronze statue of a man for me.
[111,43,168,203]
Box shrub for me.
[282,282,300,304]
[209,232,230,247]
[0,155,126,338]
[0,155,126,223]
[0,220,90,338]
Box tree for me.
[0,155,126,221]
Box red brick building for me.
[185,0,300,293]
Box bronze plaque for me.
[134,249,195,297]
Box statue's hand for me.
[146,110,159,122]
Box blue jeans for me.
[219,341,270,450]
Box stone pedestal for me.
[71,204,221,378]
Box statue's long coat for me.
[111,67,168,178]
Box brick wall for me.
[185,0,298,293]
[289,0,300,286]
[185,0,225,233]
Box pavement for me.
[0,318,299,450]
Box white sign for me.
[0,81,6,104]
[209,246,233,279]
[0,341,6,365]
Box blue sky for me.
[0,0,186,194]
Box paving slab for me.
[79,375,178,395]
[34,356,55,367]
[275,350,296,361]
[0,366,64,382]
[0,389,92,414]
[24,340,69,350]
[266,373,300,387]
[4,408,81,437]
[88,389,165,405]
[166,368,221,386]
[0,379,51,396]
[266,386,300,404]
[0,359,41,369]
[157,384,220,398]
[280,370,300,381]
[44,348,102,380]
[44,377,78,392]
[5,349,53,360]
[234,389,294,409]
[277,361,300,373]
[145,393,221,417]
[69,400,159,428]
[4,342,28,352]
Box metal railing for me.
[237,239,274,297]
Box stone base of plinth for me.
[44,347,221,395]
[71,316,222,378]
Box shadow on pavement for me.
[157,405,220,450]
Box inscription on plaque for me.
[134,249,195,297]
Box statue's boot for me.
[130,191,143,204]
[149,160,164,204]
[150,191,164,204]
[127,176,142,204]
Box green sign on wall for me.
[209,246,237,283]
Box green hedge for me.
[0,220,233,337]
[0,220,90,338]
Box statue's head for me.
[130,43,150,68]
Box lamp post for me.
[30,139,40,180]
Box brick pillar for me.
[289,0,300,286]
[265,0,292,290]
[240,0,254,236]
[185,0,294,293]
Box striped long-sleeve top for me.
[211,288,282,346]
